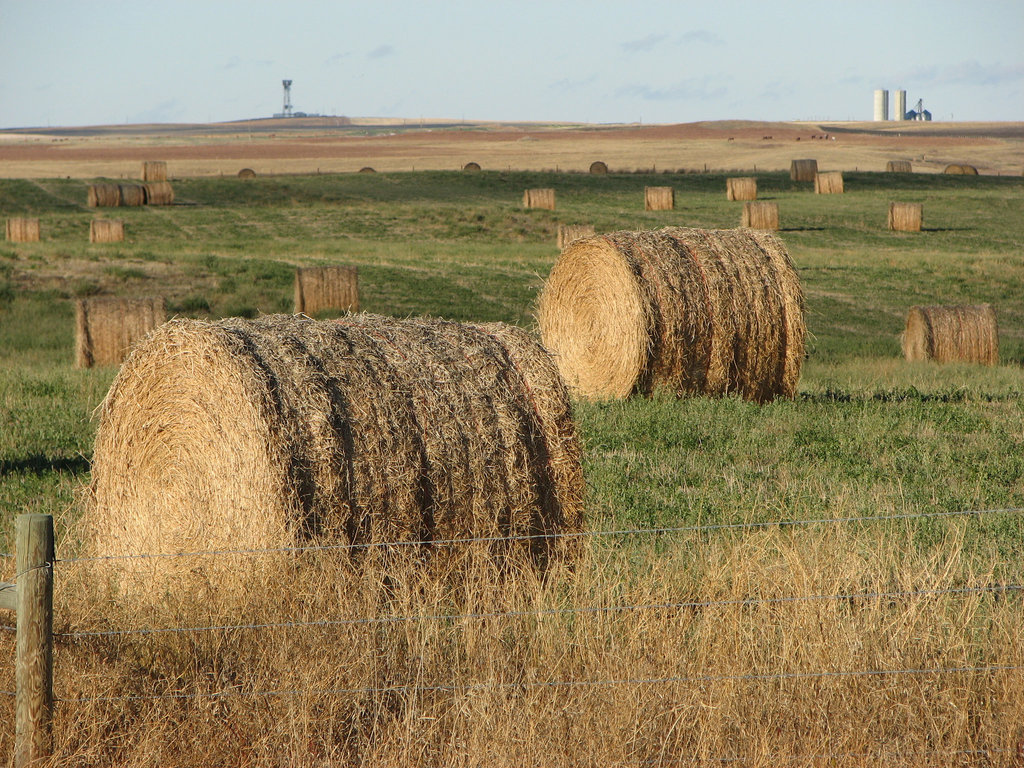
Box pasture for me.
[1,165,1023,765]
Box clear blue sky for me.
[1,0,1021,128]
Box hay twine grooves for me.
[589,160,608,175]
[557,224,596,250]
[814,171,844,194]
[83,313,585,592]
[537,227,805,403]
[294,266,360,315]
[726,177,757,201]
[944,164,979,175]
[87,183,121,207]
[644,186,674,211]
[119,184,146,207]
[6,217,40,242]
[741,201,779,231]
[75,296,166,368]
[790,159,818,182]
[238,168,257,179]
[141,160,168,182]
[523,188,556,210]
[902,305,998,365]
[888,202,923,232]
[886,160,913,173]
[89,219,124,243]
[143,181,175,206]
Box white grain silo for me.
[894,90,907,121]
[873,89,889,121]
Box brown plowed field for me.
[1,118,1022,178]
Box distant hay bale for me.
[75,297,166,368]
[944,164,978,175]
[888,202,923,232]
[589,161,608,175]
[119,184,146,207]
[790,159,818,182]
[556,224,596,250]
[358,166,376,174]
[143,181,175,206]
[726,177,757,201]
[886,160,913,173]
[902,305,997,365]
[741,201,779,230]
[814,171,844,194]
[83,313,585,591]
[523,188,556,210]
[238,168,257,179]
[90,219,124,243]
[644,186,674,210]
[294,266,360,315]
[6,217,40,242]
[87,184,122,207]
[141,161,168,182]
[537,227,805,403]
[463,161,481,172]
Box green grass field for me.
[1,169,1023,765]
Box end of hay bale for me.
[644,186,674,211]
[143,181,175,206]
[888,202,923,232]
[463,161,481,172]
[89,219,125,243]
[75,296,166,368]
[726,177,757,201]
[789,159,818,182]
[556,224,596,250]
[902,304,997,365]
[741,201,779,231]
[589,161,608,175]
[238,168,257,179]
[6,217,40,242]
[294,266,360,315]
[813,171,844,194]
[141,161,168,182]
[523,188,556,210]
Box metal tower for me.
[282,80,293,117]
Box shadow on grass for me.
[0,455,90,477]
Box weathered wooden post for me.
[14,514,54,767]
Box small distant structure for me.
[905,98,932,121]
[272,79,319,118]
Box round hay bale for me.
[119,184,146,207]
[888,202,923,232]
[463,161,481,172]
[141,161,168,182]
[83,314,584,591]
[886,160,913,173]
[644,186,674,210]
[237,168,257,179]
[294,265,359,315]
[943,164,978,175]
[790,159,818,182]
[75,297,166,368]
[556,224,596,250]
[589,161,608,175]
[741,201,779,230]
[902,305,997,365]
[143,181,174,206]
[6,217,40,242]
[87,184,122,208]
[537,227,805,402]
[813,171,844,194]
[89,219,124,243]
[358,166,376,174]
[523,188,556,210]
[726,177,757,201]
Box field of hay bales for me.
[1,160,1024,765]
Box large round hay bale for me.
[644,186,674,210]
[358,166,376,174]
[141,161,168,182]
[87,184,122,207]
[814,171,844,194]
[589,161,608,175]
[556,224,596,250]
[463,161,481,172]
[741,201,779,230]
[537,228,805,402]
[726,177,757,201]
[886,160,913,173]
[294,265,359,315]
[143,181,174,205]
[888,202,923,232]
[75,297,166,368]
[83,314,584,590]
[944,164,978,175]
[523,188,556,210]
[238,168,257,179]
[89,219,124,243]
[902,305,997,365]
[118,184,146,207]
[6,217,40,242]
[790,159,818,182]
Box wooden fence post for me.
[14,514,54,768]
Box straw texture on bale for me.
[84,313,584,586]
[6,217,40,242]
[90,219,124,243]
[537,227,805,403]
[523,188,556,210]
[75,297,166,368]
[141,161,168,182]
[902,305,997,365]
[557,224,596,250]
[814,171,844,194]
[741,201,779,231]
[726,177,757,201]
[87,184,121,207]
[463,161,481,172]
[238,168,257,179]
[358,166,376,174]
[944,164,978,175]
[294,266,360,315]
[790,159,818,182]
[888,202,923,232]
[644,186,674,211]
[886,160,913,173]
[589,161,608,175]
[119,184,146,207]
[143,181,175,206]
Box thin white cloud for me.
[621,34,668,54]
[368,45,395,59]
[898,60,1024,87]
[617,77,728,101]
[679,29,724,46]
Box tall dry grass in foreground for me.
[1,522,1020,767]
